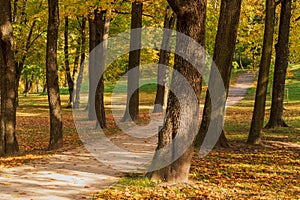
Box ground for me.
[0,69,299,199]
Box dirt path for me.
[0,72,255,200]
[226,72,255,107]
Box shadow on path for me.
[0,72,255,200]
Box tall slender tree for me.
[88,10,98,120]
[122,2,143,122]
[74,16,87,109]
[265,0,292,128]
[196,0,242,149]
[148,0,206,183]
[153,7,176,113]
[0,0,19,155]
[14,1,44,106]
[248,0,277,144]
[88,9,109,126]
[95,9,111,129]
[64,16,74,108]
[46,0,63,150]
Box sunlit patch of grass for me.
[95,64,300,199]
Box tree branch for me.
[26,30,46,51]
[166,0,181,15]
[112,10,153,18]
[112,10,129,15]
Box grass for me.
[0,94,81,168]
[0,65,299,198]
[94,64,300,199]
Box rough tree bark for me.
[122,2,143,122]
[265,0,291,129]
[46,0,63,150]
[248,0,276,144]
[195,0,242,149]
[0,0,19,155]
[148,0,206,183]
[153,7,176,113]
[74,17,86,109]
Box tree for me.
[195,0,242,148]
[14,1,45,105]
[265,0,292,129]
[0,0,19,155]
[46,0,63,150]
[64,16,74,108]
[122,2,143,122]
[153,7,176,113]
[95,9,111,129]
[148,0,206,183]
[87,8,110,128]
[74,16,87,109]
[88,9,109,125]
[235,0,265,68]
[247,0,277,144]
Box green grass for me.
[105,80,158,94]
[94,64,300,200]
[39,87,70,96]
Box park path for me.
[0,72,254,200]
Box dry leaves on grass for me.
[95,141,300,200]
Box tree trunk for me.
[265,0,291,129]
[87,11,97,119]
[64,17,74,108]
[23,77,33,96]
[121,2,143,122]
[88,9,108,123]
[12,0,18,23]
[195,0,242,149]
[74,17,86,109]
[87,9,109,127]
[46,0,63,150]
[72,42,81,82]
[153,7,176,113]
[0,0,19,155]
[95,9,111,129]
[148,0,206,183]
[248,0,276,144]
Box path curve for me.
[0,72,255,200]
